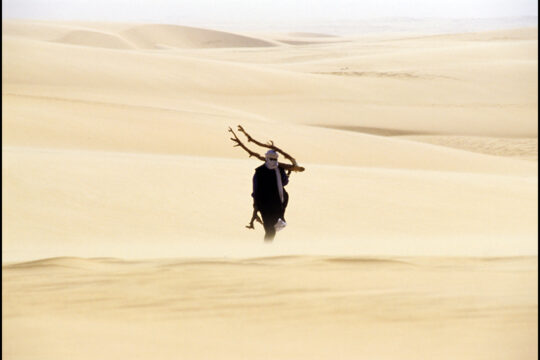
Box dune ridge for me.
[119,24,278,49]
[8,253,536,268]
[3,20,278,49]
[55,29,137,49]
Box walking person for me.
[252,150,289,241]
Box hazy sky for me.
[2,0,538,24]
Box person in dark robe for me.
[252,150,289,241]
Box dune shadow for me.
[313,124,433,136]
[322,256,415,267]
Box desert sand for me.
[2,20,538,359]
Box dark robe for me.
[252,164,289,240]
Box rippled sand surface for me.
[3,256,538,360]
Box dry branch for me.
[228,125,305,173]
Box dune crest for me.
[120,24,278,49]
[55,29,136,49]
[3,20,279,49]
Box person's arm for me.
[280,167,289,186]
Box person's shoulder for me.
[255,164,266,172]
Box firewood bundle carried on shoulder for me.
[228,125,305,242]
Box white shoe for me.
[274,218,287,232]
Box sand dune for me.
[3,145,537,263]
[55,29,136,49]
[119,24,278,49]
[1,20,86,41]
[2,20,538,360]
[4,21,536,137]
[2,93,537,176]
[3,256,537,360]
[399,135,538,160]
[3,20,278,49]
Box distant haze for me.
[2,0,538,31]
[1,1,538,35]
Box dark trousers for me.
[261,212,280,241]
[258,194,288,241]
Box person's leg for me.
[261,212,278,241]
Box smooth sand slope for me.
[2,20,538,359]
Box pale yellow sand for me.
[2,20,538,359]
[2,256,538,360]
[398,135,538,160]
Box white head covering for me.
[265,150,279,170]
[264,150,284,203]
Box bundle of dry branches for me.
[228,125,305,174]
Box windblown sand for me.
[2,20,538,359]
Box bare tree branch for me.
[229,125,305,173]
[228,127,265,161]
